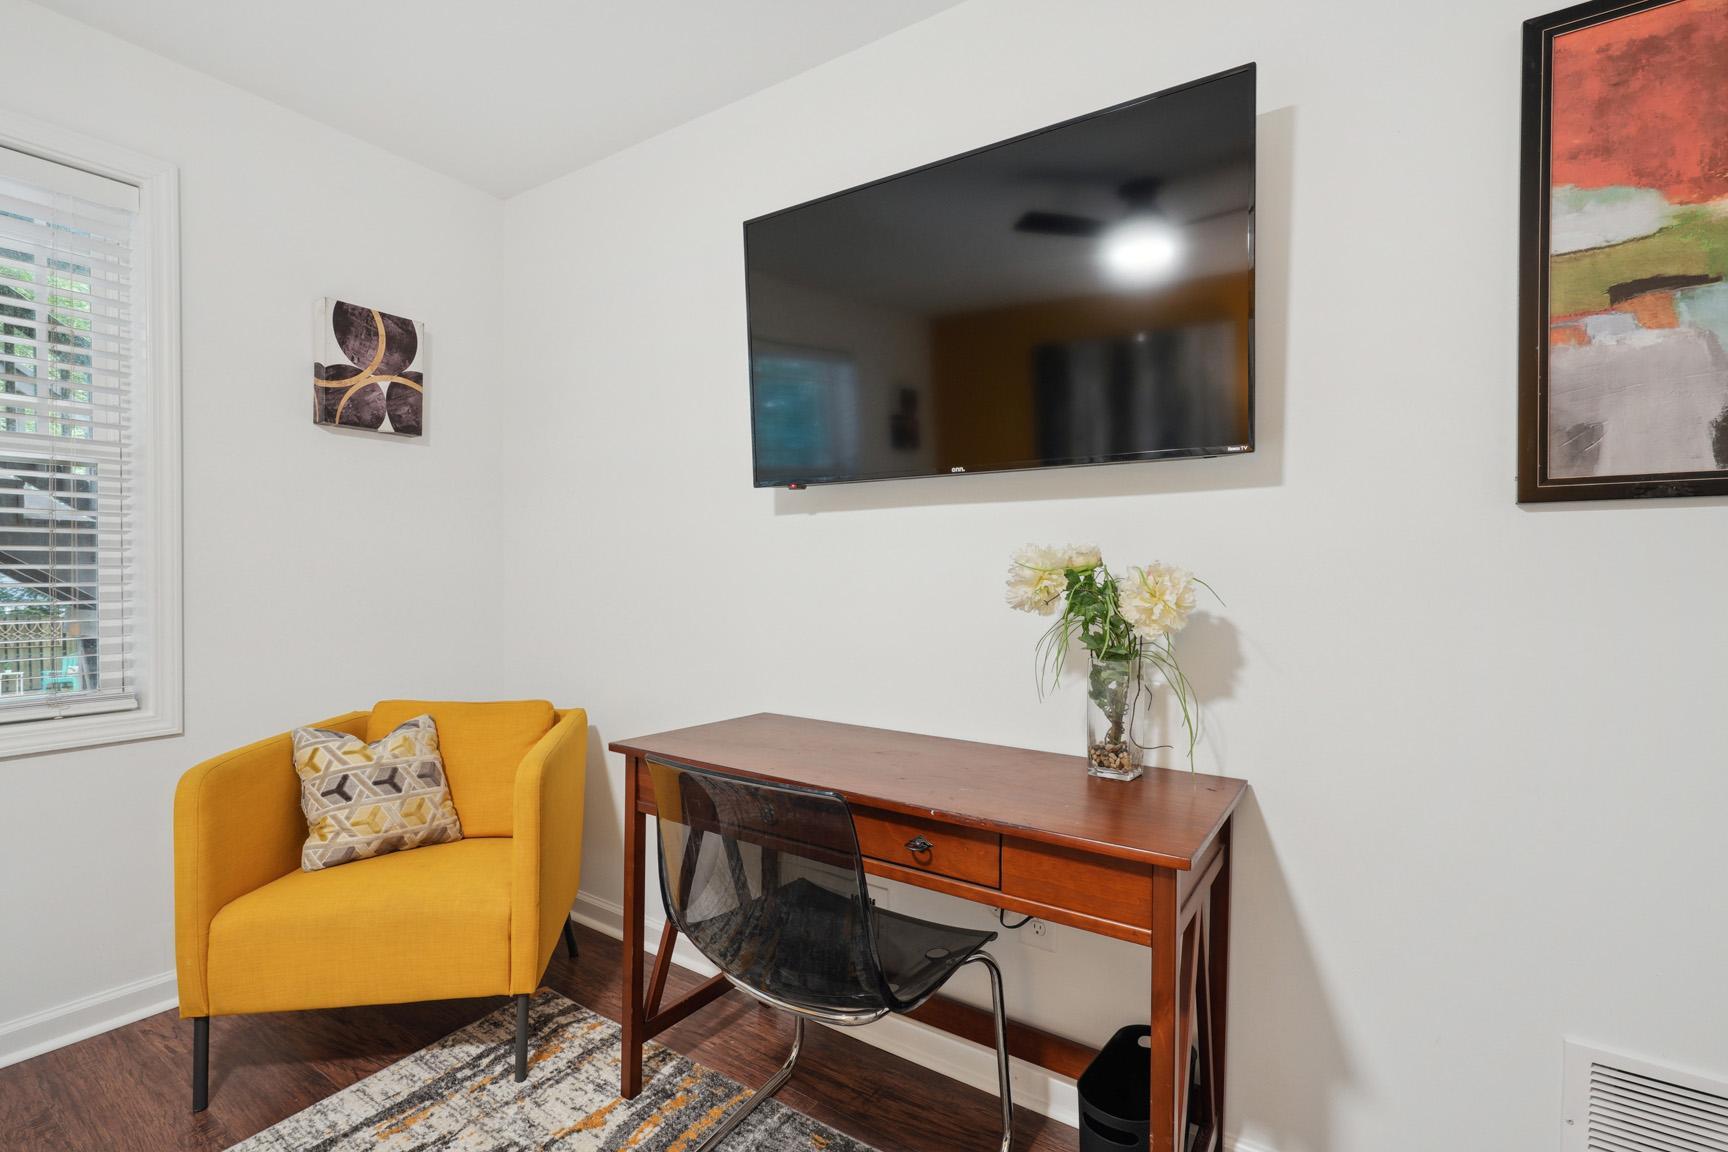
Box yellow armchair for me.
[173,701,587,1110]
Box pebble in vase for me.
[1086,653,1151,781]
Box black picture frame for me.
[1519,0,1728,503]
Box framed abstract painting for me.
[312,299,425,436]
[1520,0,1728,502]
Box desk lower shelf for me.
[905,991,1097,1081]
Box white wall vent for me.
[1563,1039,1728,1152]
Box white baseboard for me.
[572,889,1271,1150]
[0,970,178,1070]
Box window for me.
[0,123,179,757]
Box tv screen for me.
[745,64,1256,488]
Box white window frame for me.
[0,113,181,758]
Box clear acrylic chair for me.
[648,756,1014,1152]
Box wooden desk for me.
[609,713,1246,1152]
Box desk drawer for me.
[1002,837,1152,930]
[854,808,1000,888]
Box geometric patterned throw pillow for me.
[292,714,463,872]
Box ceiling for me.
[34,0,969,197]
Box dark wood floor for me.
[0,923,1077,1151]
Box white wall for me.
[498,1,1728,1150]
[0,0,508,1061]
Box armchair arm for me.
[509,708,588,992]
[172,710,369,1017]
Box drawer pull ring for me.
[905,835,934,856]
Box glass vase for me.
[1085,654,1152,781]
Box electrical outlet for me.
[1024,918,1055,952]
[866,881,890,911]
[996,910,1054,952]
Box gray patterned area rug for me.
[230,990,877,1151]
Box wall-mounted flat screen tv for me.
[745,64,1255,488]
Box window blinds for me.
[0,146,140,722]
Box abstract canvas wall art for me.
[1520,0,1728,501]
[313,299,425,436]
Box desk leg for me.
[1151,868,1180,1152]
[1153,826,1232,1152]
[621,754,646,1099]
[1209,819,1233,1141]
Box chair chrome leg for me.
[191,1016,209,1112]
[961,952,1014,1152]
[695,1014,805,1151]
[514,994,531,1082]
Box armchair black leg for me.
[514,994,531,1082]
[562,918,579,961]
[192,1017,209,1112]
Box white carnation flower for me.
[1119,562,1198,640]
[1063,544,1102,570]
[1004,544,1069,615]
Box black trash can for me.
[1078,1024,1150,1151]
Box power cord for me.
[996,908,1035,930]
